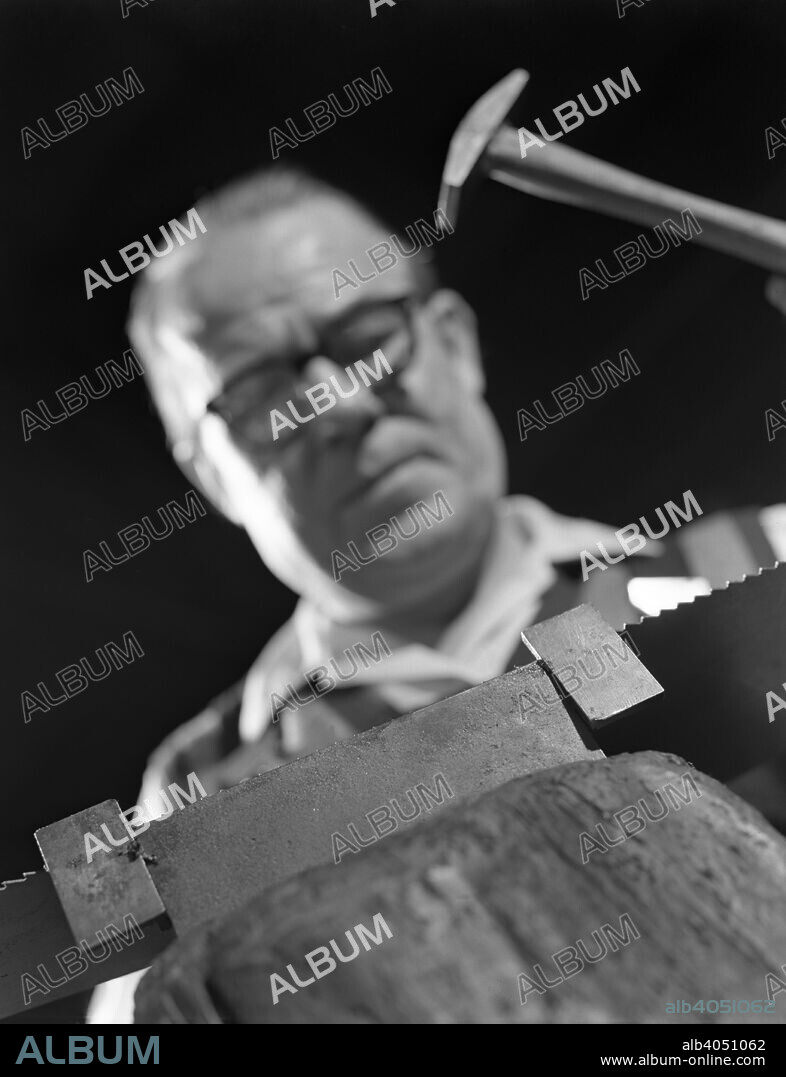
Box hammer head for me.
[438,68,529,228]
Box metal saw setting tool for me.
[1,564,784,1019]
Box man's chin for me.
[328,521,484,613]
[328,486,495,595]
[337,456,457,533]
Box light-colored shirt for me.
[238,495,656,743]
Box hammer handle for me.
[488,126,786,275]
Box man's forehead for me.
[178,198,418,352]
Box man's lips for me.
[337,451,442,506]
[313,415,448,506]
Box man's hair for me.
[127,166,438,456]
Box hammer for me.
[439,69,786,274]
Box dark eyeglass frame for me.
[201,294,420,452]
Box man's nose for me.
[301,355,387,442]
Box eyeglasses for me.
[202,296,418,451]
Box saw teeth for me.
[0,872,38,891]
[624,560,785,631]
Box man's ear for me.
[424,288,486,395]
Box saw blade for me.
[0,659,602,1018]
[0,870,171,1020]
[595,562,786,779]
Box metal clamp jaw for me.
[35,800,168,947]
[521,604,663,731]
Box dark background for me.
[2,0,785,878]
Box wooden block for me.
[134,751,786,1024]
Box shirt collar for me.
[239,495,625,741]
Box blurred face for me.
[159,197,507,617]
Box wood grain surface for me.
[134,751,786,1024]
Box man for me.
[123,166,785,797]
[88,166,785,1020]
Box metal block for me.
[143,662,603,935]
[521,604,664,730]
[35,800,166,944]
